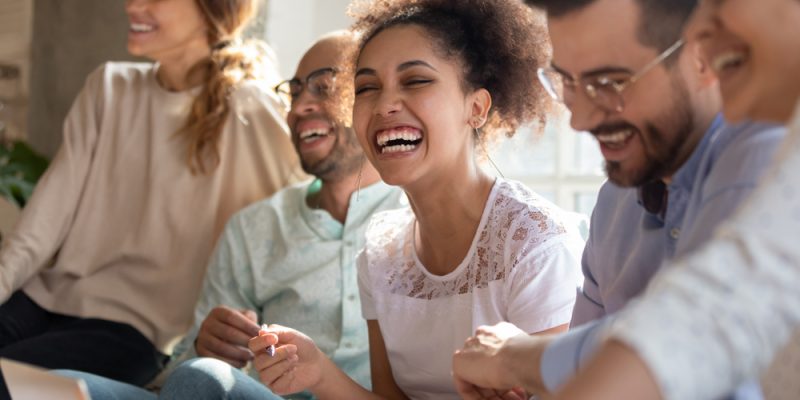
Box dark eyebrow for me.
[355,68,376,78]
[582,66,634,78]
[551,61,633,80]
[397,60,438,72]
[291,67,334,82]
[550,62,573,79]
[355,60,438,78]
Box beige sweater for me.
[0,62,302,352]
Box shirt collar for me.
[300,179,398,239]
[637,180,668,219]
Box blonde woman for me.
[0,0,300,395]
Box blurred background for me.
[0,0,604,224]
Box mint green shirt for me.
[171,180,405,396]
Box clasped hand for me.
[453,322,552,399]
[247,324,324,396]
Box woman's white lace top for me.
[357,178,584,400]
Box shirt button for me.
[347,294,356,301]
[344,342,353,349]
[670,228,680,239]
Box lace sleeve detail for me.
[362,180,577,302]
[498,181,571,270]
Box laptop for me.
[0,358,91,400]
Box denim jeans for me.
[59,358,284,400]
[161,358,282,400]
[0,291,166,400]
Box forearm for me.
[0,75,102,302]
[604,233,800,399]
[473,330,552,394]
[311,355,387,400]
[535,319,608,393]
[510,336,548,394]
[553,340,662,400]
[0,157,84,301]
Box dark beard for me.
[604,77,695,187]
[604,119,692,186]
[301,126,364,181]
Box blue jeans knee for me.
[160,358,282,400]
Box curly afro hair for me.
[347,0,553,145]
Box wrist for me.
[308,348,337,395]
[309,349,371,400]
[506,334,551,393]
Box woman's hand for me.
[248,324,326,395]
[452,382,530,400]
[453,322,553,397]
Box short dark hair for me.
[349,0,552,143]
[525,0,696,52]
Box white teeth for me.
[130,23,155,33]
[381,143,418,154]
[711,51,745,73]
[596,130,633,145]
[299,128,329,141]
[376,128,422,146]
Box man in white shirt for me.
[57,31,405,400]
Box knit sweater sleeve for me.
[0,64,107,302]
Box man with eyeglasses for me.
[57,31,405,400]
[452,0,783,399]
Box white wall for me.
[266,0,352,78]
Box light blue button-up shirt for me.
[607,99,800,400]
[170,180,405,399]
[541,118,785,399]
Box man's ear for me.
[469,88,492,128]
[690,41,718,88]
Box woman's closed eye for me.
[355,83,379,96]
[403,77,434,88]
[354,77,433,96]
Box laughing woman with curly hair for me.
[249,1,584,399]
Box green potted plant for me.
[0,141,49,208]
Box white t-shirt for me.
[357,178,584,400]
